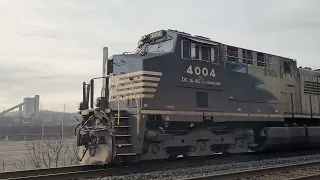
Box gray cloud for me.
[1,0,320,111]
[17,28,61,39]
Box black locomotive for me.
[76,29,320,165]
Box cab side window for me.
[195,45,200,59]
[201,46,210,61]
[284,61,291,73]
[182,39,216,63]
[182,40,191,59]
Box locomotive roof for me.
[166,29,296,62]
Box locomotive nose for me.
[77,130,114,165]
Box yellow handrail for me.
[112,76,120,126]
[106,75,140,135]
[129,78,140,135]
[106,75,120,126]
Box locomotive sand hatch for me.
[76,29,320,165]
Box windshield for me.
[143,38,175,53]
[134,30,175,55]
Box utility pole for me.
[62,104,66,140]
[42,119,44,141]
[41,104,44,141]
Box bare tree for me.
[12,159,27,171]
[14,136,79,170]
[24,139,44,169]
[59,140,80,167]
[0,155,6,172]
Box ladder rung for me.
[115,135,131,137]
[117,125,130,128]
[113,116,129,119]
[116,144,133,147]
[117,153,136,156]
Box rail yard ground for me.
[95,153,320,180]
[0,138,77,172]
[0,143,320,179]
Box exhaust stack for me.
[102,47,109,109]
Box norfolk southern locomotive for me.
[76,29,320,165]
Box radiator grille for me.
[304,80,320,95]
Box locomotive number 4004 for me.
[187,65,216,78]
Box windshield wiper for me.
[157,41,165,50]
[140,44,152,56]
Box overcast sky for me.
[0,0,319,112]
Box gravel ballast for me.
[96,153,320,180]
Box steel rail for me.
[0,162,162,180]
[3,163,159,180]
[288,174,320,180]
[180,161,320,180]
[0,165,106,180]
[5,169,113,180]
[3,150,320,180]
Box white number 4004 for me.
[187,65,216,77]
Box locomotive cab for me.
[76,29,183,165]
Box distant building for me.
[23,95,40,120]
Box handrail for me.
[129,78,140,135]
[82,76,110,111]
[110,75,140,134]
[82,74,141,134]
[109,75,120,126]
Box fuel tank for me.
[258,127,308,151]
[306,127,320,148]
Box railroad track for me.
[2,150,320,180]
[0,165,108,180]
[0,163,148,180]
[181,161,320,180]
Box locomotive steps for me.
[112,110,137,157]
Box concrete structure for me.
[0,95,40,123]
[23,95,39,120]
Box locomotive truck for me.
[76,29,320,165]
